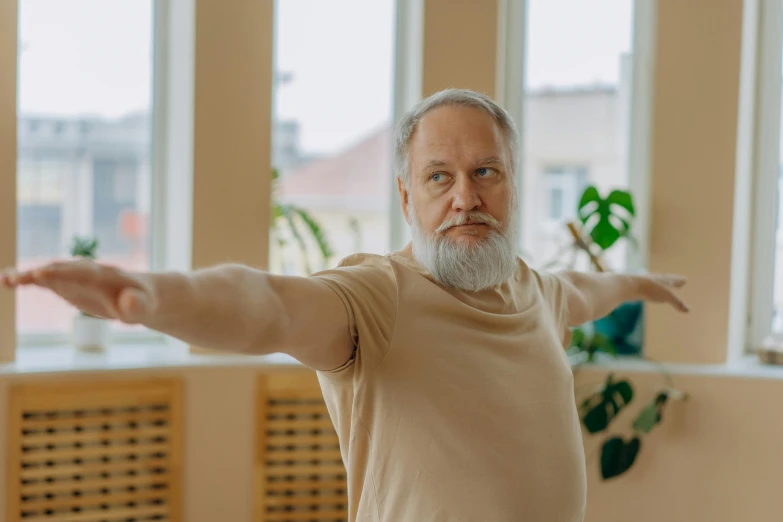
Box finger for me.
[668,276,687,288]
[670,294,689,312]
[15,270,40,285]
[0,269,13,287]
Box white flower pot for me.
[72,313,111,352]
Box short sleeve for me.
[532,270,571,347]
[310,253,398,381]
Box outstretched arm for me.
[557,271,689,327]
[1,260,354,371]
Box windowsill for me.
[1,338,302,375]
[4,339,783,379]
[568,352,783,380]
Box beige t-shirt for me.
[312,248,586,522]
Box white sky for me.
[18,0,632,155]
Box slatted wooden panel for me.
[255,371,348,522]
[7,378,183,522]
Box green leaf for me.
[579,374,634,434]
[280,205,313,275]
[593,334,618,357]
[583,405,609,434]
[570,328,585,348]
[606,189,635,218]
[69,236,99,259]
[632,402,660,434]
[613,380,634,405]
[577,186,636,251]
[600,436,641,480]
[291,207,334,260]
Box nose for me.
[451,175,481,212]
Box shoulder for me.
[521,262,569,309]
[315,252,397,279]
[310,252,398,299]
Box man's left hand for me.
[636,274,689,313]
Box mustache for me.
[436,212,503,234]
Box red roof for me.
[278,125,392,201]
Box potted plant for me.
[69,236,111,352]
[544,185,642,355]
[554,186,689,480]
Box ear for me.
[397,177,411,224]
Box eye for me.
[477,167,499,178]
[430,172,445,182]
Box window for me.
[17,0,156,340]
[543,166,588,222]
[269,0,396,275]
[745,0,783,352]
[521,0,638,272]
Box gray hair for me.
[393,88,519,187]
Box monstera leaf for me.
[577,186,635,251]
[579,373,634,434]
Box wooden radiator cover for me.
[6,377,183,522]
[256,371,348,522]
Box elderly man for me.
[2,88,687,521]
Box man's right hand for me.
[1,260,157,324]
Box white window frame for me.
[497,0,656,272]
[389,0,423,252]
[18,0,171,347]
[746,0,783,353]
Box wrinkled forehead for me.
[408,106,511,169]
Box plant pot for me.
[72,313,111,352]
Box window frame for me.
[747,0,783,352]
[17,0,169,347]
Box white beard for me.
[408,201,519,292]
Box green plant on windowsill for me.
[545,185,642,355]
[69,236,100,318]
[69,235,112,351]
[271,168,334,274]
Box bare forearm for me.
[140,264,288,354]
[560,271,641,326]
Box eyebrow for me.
[421,156,504,171]
[476,156,503,166]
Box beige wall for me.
[191,0,273,273]
[577,367,783,522]
[421,0,499,97]
[0,0,17,363]
[645,0,745,364]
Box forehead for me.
[408,105,507,166]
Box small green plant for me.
[271,168,333,274]
[69,236,100,317]
[69,236,99,259]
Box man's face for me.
[398,105,519,291]
[400,105,514,242]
